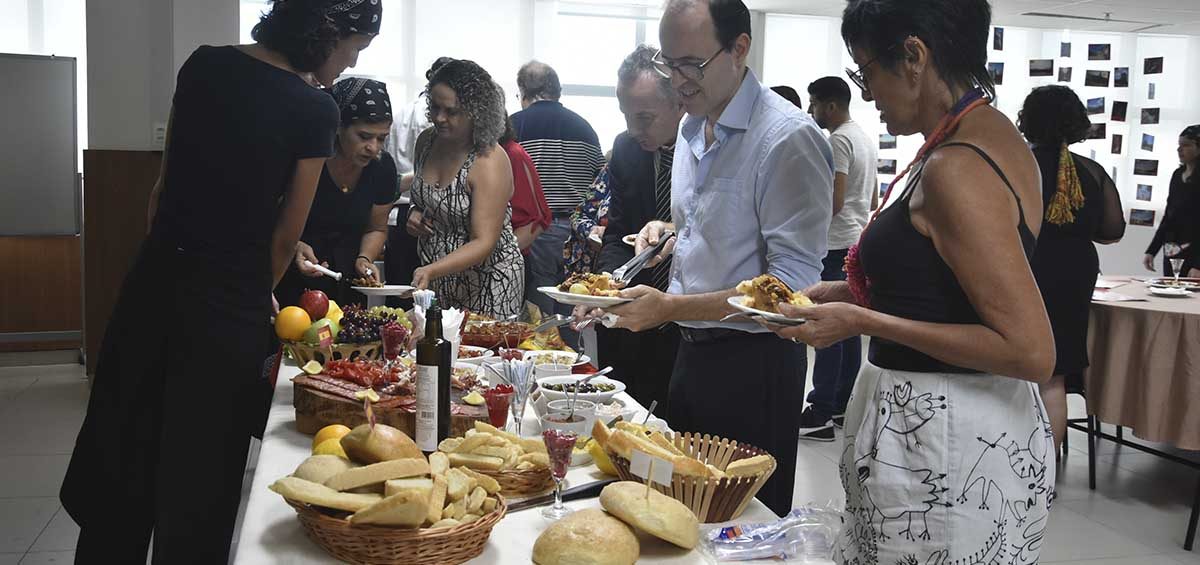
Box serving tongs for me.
[612,231,676,285]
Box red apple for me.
[299,289,329,320]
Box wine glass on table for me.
[539,415,578,520]
[380,321,408,371]
[1170,258,1186,287]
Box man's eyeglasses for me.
[844,43,900,92]
[652,47,725,81]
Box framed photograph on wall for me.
[1136,185,1153,201]
[1148,83,1156,100]
[1142,134,1155,151]
[1088,43,1111,61]
[880,182,888,197]
[879,134,897,149]
[1061,42,1072,57]
[1134,159,1159,176]
[1058,67,1072,82]
[1087,123,1107,140]
[1111,101,1127,122]
[1129,209,1156,227]
[878,159,897,175]
[1141,108,1160,125]
[1112,134,1123,155]
[993,27,1004,51]
[1029,59,1054,77]
[988,62,1005,85]
[1084,70,1111,87]
[1144,57,1163,74]
[1114,67,1129,87]
[1086,97,1105,115]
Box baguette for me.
[269,477,382,512]
[606,430,710,478]
[448,452,506,471]
[323,458,430,492]
[725,454,774,478]
[591,420,612,449]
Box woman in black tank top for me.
[766,1,1056,562]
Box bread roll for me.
[268,477,381,512]
[532,509,639,565]
[340,424,422,464]
[323,458,430,491]
[725,454,774,478]
[599,481,699,549]
[292,455,357,484]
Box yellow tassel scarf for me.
[1046,143,1085,225]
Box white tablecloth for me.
[231,361,797,564]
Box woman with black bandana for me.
[61,1,383,562]
[276,77,398,308]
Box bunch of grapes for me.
[338,305,400,344]
[368,305,412,330]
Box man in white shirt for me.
[800,76,877,441]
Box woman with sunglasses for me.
[767,0,1056,561]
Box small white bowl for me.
[542,399,597,438]
[536,375,626,405]
[533,363,572,380]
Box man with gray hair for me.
[575,44,686,414]
[511,61,605,324]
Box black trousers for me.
[668,331,805,517]
[385,206,420,309]
[63,242,264,564]
[597,323,679,417]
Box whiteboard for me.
[0,53,79,235]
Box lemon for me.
[327,300,344,324]
[462,391,485,406]
[313,437,348,458]
[312,424,352,450]
[301,360,323,375]
[588,440,618,476]
[275,306,312,341]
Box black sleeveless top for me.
[859,142,1037,373]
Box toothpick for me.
[645,459,654,499]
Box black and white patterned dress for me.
[411,141,525,318]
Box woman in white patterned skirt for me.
[766,0,1057,563]
[404,59,524,318]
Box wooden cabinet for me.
[82,149,161,376]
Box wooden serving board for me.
[293,385,487,437]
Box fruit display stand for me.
[231,358,795,564]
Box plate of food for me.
[536,375,626,404]
[726,274,811,326]
[539,273,633,308]
[351,283,416,297]
[456,344,498,365]
[509,349,591,367]
[1149,286,1192,298]
[1147,277,1200,292]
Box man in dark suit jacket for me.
[583,45,686,415]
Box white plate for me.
[352,284,416,297]
[521,349,591,367]
[456,345,497,365]
[622,234,638,247]
[1147,277,1200,291]
[538,286,633,308]
[726,296,807,326]
[1149,286,1191,298]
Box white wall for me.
[761,16,1200,277]
[87,0,236,151]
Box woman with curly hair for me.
[1019,85,1125,453]
[61,0,383,561]
[405,59,525,317]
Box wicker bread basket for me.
[608,432,775,523]
[285,495,506,565]
[285,341,382,365]
[477,466,553,496]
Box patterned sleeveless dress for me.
[411,140,525,318]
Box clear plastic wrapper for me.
[699,504,841,563]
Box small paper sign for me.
[629,449,674,487]
[317,326,334,347]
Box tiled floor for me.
[1,359,1197,564]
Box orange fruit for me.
[312,424,352,450]
[275,306,312,341]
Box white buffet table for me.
[232,360,803,564]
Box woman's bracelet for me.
[356,255,373,264]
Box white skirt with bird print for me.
[834,361,1055,565]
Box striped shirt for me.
[511,101,605,213]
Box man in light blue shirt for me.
[605,0,833,517]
